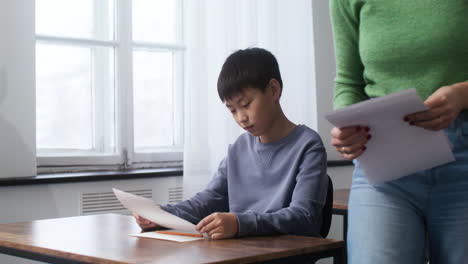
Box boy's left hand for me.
[196,212,238,240]
[405,83,468,131]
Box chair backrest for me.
[320,175,333,238]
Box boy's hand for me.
[133,213,158,231]
[196,213,238,240]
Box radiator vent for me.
[168,186,183,204]
[81,189,153,215]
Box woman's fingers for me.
[342,147,366,160]
[337,133,370,154]
[405,84,466,131]
[334,128,369,148]
[331,125,370,159]
[409,115,451,131]
[331,125,362,140]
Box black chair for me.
[320,175,333,238]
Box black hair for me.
[217,47,283,102]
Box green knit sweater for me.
[330,0,468,109]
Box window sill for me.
[0,167,183,186]
[0,161,350,187]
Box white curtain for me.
[183,0,317,198]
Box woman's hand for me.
[405,83,468,130]
[331,125,371,160]
[133,213,158,231]
[196,213,238,240]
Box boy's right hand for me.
[331,125,371,160]
[133,213,158,231]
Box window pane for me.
[36,43,115,152]
[132,0,177,43]
[133,51,174,150]
[36,0,114,40]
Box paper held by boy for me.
[113,188,207,242]
[326,88,455,184]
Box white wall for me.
[0,0,36,178]
[311,0,343,162]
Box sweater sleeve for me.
[235,143,328,237]
[161,158,229,225]
[330,0,369,109]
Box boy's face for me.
[224,83,280,137]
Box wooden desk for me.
[0,214,345,264]
[332,189,350,241]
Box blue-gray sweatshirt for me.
[161,125,328,237]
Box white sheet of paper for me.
[112,188,196,232]
[130,231,204,242]
[326,88,455,184]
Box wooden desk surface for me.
[0,214,344,264]
[333,189,350,211]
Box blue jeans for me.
[348,112,468,264]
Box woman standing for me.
[329,0,468,263]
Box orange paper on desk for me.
[156,230,203,238]
[130,229,204,242]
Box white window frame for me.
[36,0,185,171]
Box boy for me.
[135,47,328,239]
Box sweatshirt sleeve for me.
[330,0,369,109]
[161,158,229,225]
[235,143,328,237]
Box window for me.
[35,0,184,170]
